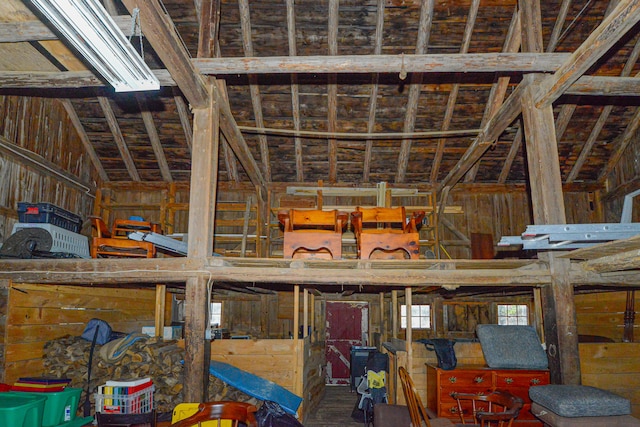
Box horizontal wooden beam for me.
[193,53,569,75]
[0,16,134,42]
[1,257,638,287]
[3,70,640,101]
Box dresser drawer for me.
[438,369,493,389]
[494,371,549,389]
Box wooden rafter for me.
[437,77,529,192]
[97,96,140,182]
[121,0,209,109]
[173,88,193,153]
[567,36,640,182]
[60,99,108,183]
[286,0,303,182]
[239,0,271,182]
[363,0,385,182]
[465,7,520,183]
[0,15,134,42]
[136,94,174,183]
[395,0,434,184]
[327,0,339,183]
[534,0,640,108]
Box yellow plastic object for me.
[171,403,232,427]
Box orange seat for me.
[90,216,161,258]
[278,209,348,259]
[351,207,425,259]
[169,401,258,427]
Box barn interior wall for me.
[2,282,157,384]
[0,96,97,247]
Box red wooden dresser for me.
[426,364,550,426]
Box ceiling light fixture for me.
[29,0,160,92]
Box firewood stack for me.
[43,335,261,415]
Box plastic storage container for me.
[12,223,90,258]
[0,393,47,427]
[17,202,82,233]
[95,385,154,414]
[7,388,82,427]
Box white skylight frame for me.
[30,0,160,92]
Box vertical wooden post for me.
[294,285,300,341]
[406,287,413,376]
[155,284,166,337]
[303,288,309,338]
[392,290,398,339]
[379,292,386,345]
[184,80,219,402]
[521,73,580,385]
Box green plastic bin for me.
[52,415,93,427]
[0,393,47,427]
[7,388,82,427]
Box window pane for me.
[411,306,420,316]
[518,305,528,317]
[400,304,431,330]
[498,305,506,316]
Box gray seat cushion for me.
[531,403,640,426]
[529,385,631,417]
[476,324,548,369]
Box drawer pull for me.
[448,376,457,384]
[530,378,541,385]
[474,376,485,384]
[504,377,513,384]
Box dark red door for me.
[325,301,368,385]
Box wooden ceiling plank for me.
[286,0,303,182]
[363,0,385,182]
[327,0,339,183]
[0,134,96,194]
[136,94,174,183]
[239,0,271,182]
[193,52,569,75]
[60,99,108,183]
[567,35,640,183]
[534,0,640,108]
[121,0,209,109]
[97,96,140,182]
[396,0,435,184]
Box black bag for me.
[418,338,457,370]
[255,401,304,427]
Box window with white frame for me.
[210,302,222,327]
[401,304,431,329]
[497,304,528,325]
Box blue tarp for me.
[209,360,303,415]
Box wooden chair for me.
[398,366,453,427]
[351,207,425,259]
[169,401,258,427]
[450,389,524,427]
[278,209,348,259]
[96,409,157,426]
[90,216,161,258]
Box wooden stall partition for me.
[210,339,300,403]
[4,283,156,384]
[302,336,326,420]
[575,291,637,341]
[580,343,640,417]
[0,280,8,383]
